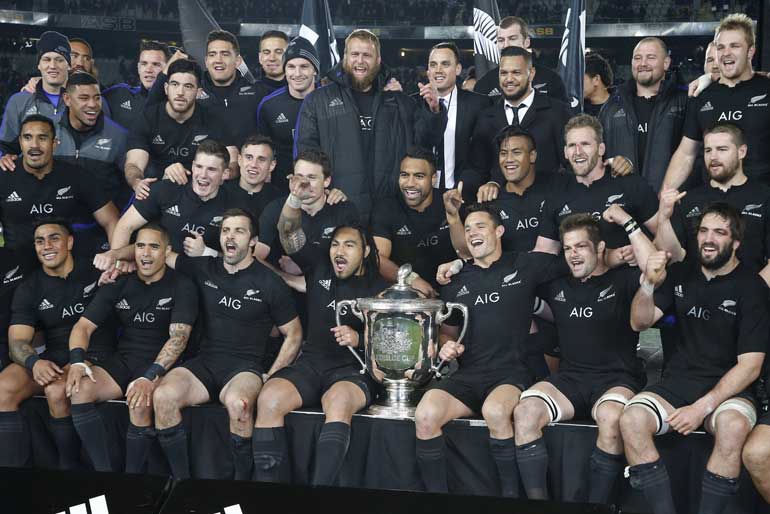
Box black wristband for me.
[69,348,86,364]
[622,218,637,230]
[142,363,167,381]
[24,354,40,372]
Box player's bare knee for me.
[0,379,25,410]
[743,433,770,472]
[256,387,290,422]
[224,394,253,419]
[619,406,651,442]
[482,399,513,432]
[513,399,546,433]
[595,402,624,432]
[713,410,752,453]
[414,401,443,439]
[69,380,96,405]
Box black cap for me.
[283,37,320,74]
[37,31,71,65]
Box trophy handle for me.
[335,299,367,374]
[433,302,469,378]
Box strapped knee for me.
[624,394,670,435]
[708,398,757,433]
[591,393,629,422]
[520,389,563,423]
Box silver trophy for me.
[335,264,468,418]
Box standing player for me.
[0,219,115,469]
[253,216,386,485]
[621,203,767,514]
[413,203,566,495]
[221,135,282,222]
[65,223,197,473]
[256,30,289,92]
[513,211,652,502]
[152,209,302,480]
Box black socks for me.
[699,469,739,514]
[125,423,154,474]
[627,460,677,514]
[588,447,625,504]
[70,403,110,471]
[416,435,448,493]
[312,421,351,486]
[252,426,290,483]
[0,411,30,467]
[157,422,190,479]
[231,433,253,481]
[517,437,549,499]
[489,437,520,497]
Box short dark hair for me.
[463,202,503,227]
[207,30,240,55]
[565,114,604,145]
[21,114,56,137]
[295,148,332,178]
[261,30,289,48]
[402,146,436,174]
[241,134,276,158]
[704,122,745,148]
[699,202,744,242]
[137,221,170,245]
[330,224,380,279]
[65,71,99,92]
[196,139,230,168]
[139,40,171,61]
[500,45,532,66]
[559,213,602,248]
[430,42,461,64]
[69,37,92,56]
[222,208,257,239]
[33,217,73,237]
[499,16,529,38]
[495,125,536,152]
[167,58,202,86]
[636,37,669,57]
[585,52,613,88]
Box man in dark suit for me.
[414,42,491,193]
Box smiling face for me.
[329,227,368,279]
[259,37,288,80]
[427,47,461,96]
[565,126,604,178]
[138,49,167,90]
[399,157,434,210]
[191,152,226,200]
[704,131,745,184]
[464,211,504,261]
[70,41,93,74]
[134,227,168,280]
[343,37,381,92]
[238,143,275,188]
[704,43,720,81]
[498,135,535,186]
[34,223,73,271]
[499,55,532,103]
[206,39,239,86]
[219,215,256,265]
[38,51,69,89]
[164,71,198,114]
[64,84,102,130]
[20,121,57,172]
[562,228,602,279]
[697,213,739,270]
[715,29,754,80]
[631,41,669,88]
[285,57,316,96]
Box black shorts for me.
[646,373,755,409]
[545,370,645,419]
[271,351,377,407]
[757,411,770,426]
[429,366,531,414]
[40,347,111,368]
[98,352,155,392]
[181,353,263,401]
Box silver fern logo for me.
[473,8,500,65]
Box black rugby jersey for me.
[82,269,198,360]
[683,75,770,181]
[440,251,567,371]
[371,194,455,289]
[221,180,282,225]
[654,261,768,381]
[0,248,24,348]
[670,179,770,270]
[539,172,658,249]
[133,181,234,252]
[175,255,297,362]
[102,84,150,130]
[539,267,642,375]
[256,87,303,194]
[10,259,116,355]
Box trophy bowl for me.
[335,265,468,418]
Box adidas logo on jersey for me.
[456,285,469,297]
[328,97,344,108]
[554,290,566,302]
[157,297,173,310]
[198,90,210,100]
[319,279,331,291]
[499,210,509,220]
[396,225,412,236]
[686,206,701,218]
[674,284,684,297]
[700,101,714,112]
[39,299,54,310]
[164,205,181,217]
[5,191,21,202]
[742,203,764,218]
[152,135,165,145]
[116,299,131,310]
[559,204,572,216]
[275,113,289,124]
[613,108,626,118]
[192,134,208,145]
[598,284,615,302]
[120,100,132,110]
[56,186,73,199]
[25,106,38,116]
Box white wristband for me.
[71,362,94,380]
[286,194,302,209]
[640,281,655,296]
[202,246,219,257]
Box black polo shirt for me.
[256,87,303,194]
[221,180,282,226]
[0,248,24,349]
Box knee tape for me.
[624,394,671,435]
[520,389,563,423]
[708,398,757,433]
[591,393,629,422]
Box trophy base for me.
[366,379,423,419]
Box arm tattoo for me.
[9,338,36,367]
[154,323,192,369]
[278,205,307,254]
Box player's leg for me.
[44,365,79,470]
[700,397,756,514]
[125,383,155,474]
[219,371,263,481]
[588,386,635,504]
[414,388,474,493]
[152,366,210,479]
[513,382,573,500]
[0,363,42,466]
[620,390,677,514]
[742,420,770,502]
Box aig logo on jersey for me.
[62,303,85,318]
[687,306,710,320]
[418,235,440,247]
[243,289,262,302]
[718,299,737,316]
[475,292,500,305]
[718,110,742,122]
[219,294,241,310]
[501,271,521,288]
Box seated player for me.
[512,210,652,502]
[0,218,115,469]
[620,203,767,514]
[413,203,566,495]
[64,223,197,473]
[151,209,302,480]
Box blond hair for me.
[716,13,755,47]
[345,29,380,56]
